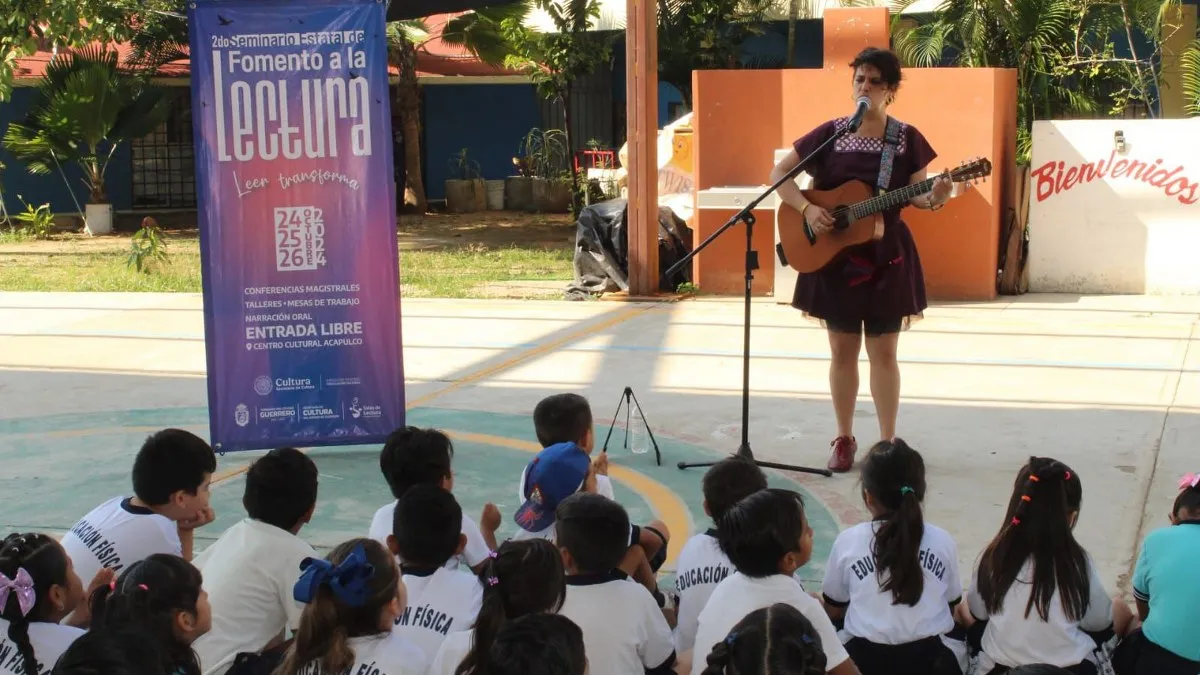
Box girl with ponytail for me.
[0,533,92,675]
[431,539,565,675]
[273,538,426,675]
[819,439,965,675]
[700,603,826,675]
[88,553,210,675]
[967,457,1118,675]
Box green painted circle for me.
[0,406,841,585]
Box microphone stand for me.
[663,117,861,476]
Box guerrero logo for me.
[254,376,273,396]
[235,404,250,428]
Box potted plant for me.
[444,148,486,213]
[2,46,173,235]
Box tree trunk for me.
[786,0,799,67]
[394,39,427,213]
[562,89,581,217]
[1119,0,1156,116]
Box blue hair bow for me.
[294,543,376,608]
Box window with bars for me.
[130,89,197,209]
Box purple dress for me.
[790,116,937,331]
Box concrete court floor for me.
[1,290,1197,596]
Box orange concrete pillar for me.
[626,0,659,295]
[821,7,890,77]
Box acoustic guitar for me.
[776,157,993,274]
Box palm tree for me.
[389,4,529,213]
[657,0,776,109]
[3,45,174,205]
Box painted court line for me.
[208,304,649,485]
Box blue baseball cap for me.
[514,442,591,533]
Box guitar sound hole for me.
[833,206,851,230]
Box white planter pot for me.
[84,203,113,235]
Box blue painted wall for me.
[421,83,543,201]
[0,87,133,216]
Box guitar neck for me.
[853,177,936,219]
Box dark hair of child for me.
[700,603,827,675]
[716,488,807,578]
[275,538,400,675]
[0,533,72,675]
[89,553,205,675]
[392,484,463,568]
[132,429,217,505]
[976,457,1090,622]
[243,447,319,531]
[455,539,566,675]
[702,456,769,522]
[532,394,593,447]
[487,613,587,675]
[555,492,630,574]
[52,626,169,675]
[860,438,928,606]
[379,426,454,500]
[849,47,902,88]
[1172,478,1200,521]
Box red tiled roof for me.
[14,12,516,82]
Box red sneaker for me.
[827,436,857,473]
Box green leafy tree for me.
[656,0,777,108]
[389,4,528,213]
[2,45,174,203]
[0,1,151,101]
[502,0,616,211]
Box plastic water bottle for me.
[630,420,649,455]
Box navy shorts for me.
[825,316,904,337]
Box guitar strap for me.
[876,116,902,195]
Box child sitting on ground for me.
[51,626,169,675]
[368,427,499,573]
[820,439,965,675]
[700,603,828,675]
[429,538,565,675]
[517,393,670,597]
[487,614,587,675]
[673,455,768,655]
[0,533,100,675]
[966,457,1130,675]
[689,488,856,675]
[61,429,216,586]
[192,447,319,675]
[1112,472,1200,675]
[275,538,426,675]
[555,492,675,675]
[388,485,483,663]
[88,553,212,675]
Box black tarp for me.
[386,0,523,20]
[565,198,693,300]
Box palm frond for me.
[1180,39,1200,116]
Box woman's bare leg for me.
[864,332,901,440]
[828,329,863,438]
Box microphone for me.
[847,96,871,131]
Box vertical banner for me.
[189,0,403,452]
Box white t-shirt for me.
[690,572,850,675]
[427,630,472,675]
[392,566,482,663]
[967,553,1114,670]
[368,501,491,571]
[821,521,962,645]
[60,496,182,586]
[294,632,427,675]
[559,572,675,675]
[0,619,84,675]
[672,531,731,654]
[191,518,317,675]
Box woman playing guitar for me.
[769,47,954,473]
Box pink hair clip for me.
[487,550,498,559]
[486,576,499,586]
[1179,472,1200,491]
